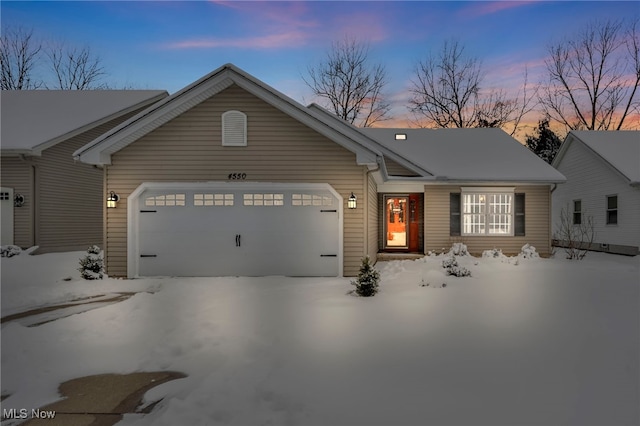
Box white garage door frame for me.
[127,181,344,278]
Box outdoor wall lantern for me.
[14,194,25,207]
[348,192,357,209]
[107,191,120,208]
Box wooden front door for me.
[383,193,422,252]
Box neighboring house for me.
[0,90,168,251]
[73,64,565,278]
[552,130,640,255]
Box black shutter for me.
[450,193,461,236]
[515,193,525,236]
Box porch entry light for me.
[107,191,120,208]
[348,192,357,209]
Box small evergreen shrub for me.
[351,256,380,297]
[79,245,104,280]
[0,245,22,258]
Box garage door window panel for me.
[145,194,186,206]
[194,193,234,206]
[292,193,333,206]
[244,193,284,206]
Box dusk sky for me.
[2,1,639,134]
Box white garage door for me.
[130,182,342,277]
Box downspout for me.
[549,183,557,255]
[364,158,381,263]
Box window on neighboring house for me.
[573,200,582,225]
[222,110,247,146]
[606,195,618,225]
[450,189,524,236]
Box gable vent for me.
[222,110,247,146]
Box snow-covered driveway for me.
[1,250,638,425]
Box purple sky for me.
[3,1,638,133]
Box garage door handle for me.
[235,234,241,247]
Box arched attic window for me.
[222,110,247,146]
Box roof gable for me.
[1,90,168,155]
[74,64,381,166]
[554,131,640,184]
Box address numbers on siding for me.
[228,173,247,180]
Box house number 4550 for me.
[228,173,247,180]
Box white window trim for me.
[222,110,247,146]
[461,187,515,236]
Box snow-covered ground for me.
[1,248,638,426]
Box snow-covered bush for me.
[78,245,104,280]
[0,245,22,258]
[442,254,471,277]
[519,244,539,259]
[448,242,469,256]
[351,256,380,297]
[482,248,503,259]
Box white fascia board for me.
[423,180,561,186]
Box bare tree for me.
[0,26,42,89]
[554,204,595,260]
[47,44,106,90]
[303,36,391,127]
[540,18,640,131]
[409,39,534,135]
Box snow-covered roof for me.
[1,90,168,155]
[361,128,567,183]
[555,131,640,184]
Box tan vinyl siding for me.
[367,173,379,261]
[384,157,420,177]
[105,84,368,277]
[424,185,552,256]
[0,157,34,247]
[1,106,148,253]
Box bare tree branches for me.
[1,26,108,90]
[304,36,391,127]
[0,26,42,90]
[47,44,106,90]
[409,39,534,135]
[540,18,640,130]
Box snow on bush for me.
[482,248,507,260]
[78,245,104,280]
[442,254,471,277]
[519,244,539,259]
[0,245,22,258]
[351,256,380,297]
[448,242,469,256]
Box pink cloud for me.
[460,1,539,18]
[165,31,308,50]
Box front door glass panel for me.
[385,196,408,248]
